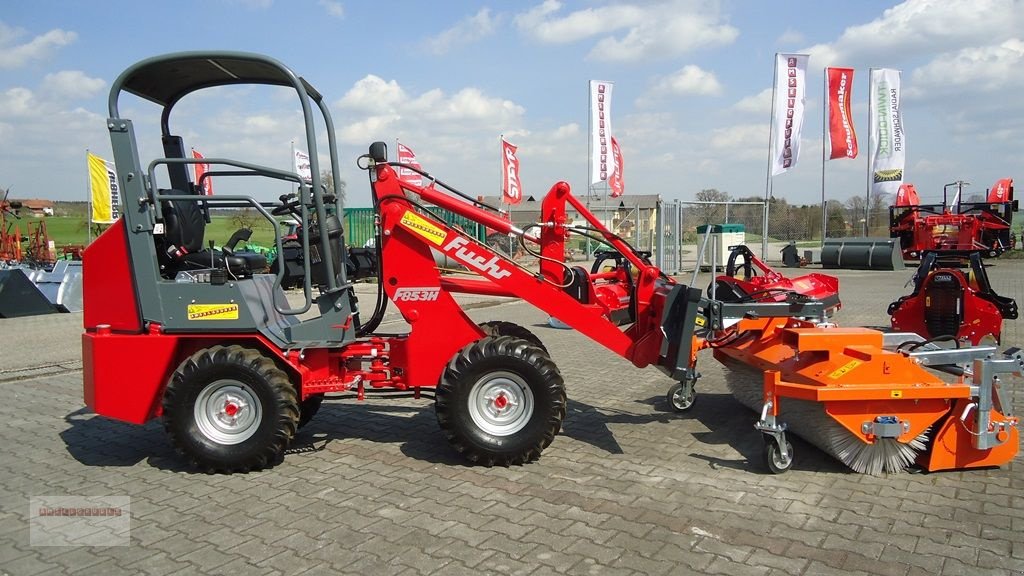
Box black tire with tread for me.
[477,321,548,354]
[298,395,324,429]
[436,336,565,466]
[162,345,299,473]
[763,438,794,474]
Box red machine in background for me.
[712,245,841,316]
[888,250,1018,345]
[889,179,1018,259]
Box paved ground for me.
[1,259,1022,575]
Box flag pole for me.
[762,55,779,259]
[86,149,92,245]
[865,69,873,237]
[586,81,593,259]
[821,68,828,245]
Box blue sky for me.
[2,0,1022,207]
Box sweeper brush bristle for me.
[721,361,929,475]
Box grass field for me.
[23,215,282,250]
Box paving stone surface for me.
[0,259,1021,575]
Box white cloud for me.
[909,38,1024,95]
[40,71,106,101]
[653,65,723,97]
[0,22,76,69]
[515,0,737,62]
[425,8,498,55]
[319,0,344,19]
[709,123,768,161]
[799,0,1021,67]
[337,75,408,112]
[733,88,772,114]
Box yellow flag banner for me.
[88,152,120,224]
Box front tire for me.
[477,320,548,354]
[436,336,566,466]
[162,345,299,473]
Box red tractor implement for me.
[888,250,1018,345]
[889,179,1018,259]
[83,52,1020,475]
[712,245,840,316]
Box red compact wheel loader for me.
[83,52,1020,475]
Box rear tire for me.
[162,345,299,473]
[436,336,565,466]
[298,395,324,429]
[477,321,548,354]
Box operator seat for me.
[156,189,267,279]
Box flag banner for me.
[396,142,423,187]
[590,80,615,185]
[501,138,522,204]
[987,178,1012,203]
[826,67,858,160]
[771,54,809,176]
[192,149,213,195]
[869,68,905,195]
[609,136,624,198]
[294,149,313,184]
[87,152,120,224]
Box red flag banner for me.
[396,142,423,187]
[501,138,522,204]
[192,149,213,195]
[827,67,858,160]
[609,137,624,198]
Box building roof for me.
[13,199,55,210]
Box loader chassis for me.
[83,51,1020,475]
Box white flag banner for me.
[770,54,809,176]
[590,80,615,185]
[869,68,905,196]
[294,149,313,184]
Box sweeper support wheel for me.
[666,380,697,412]
[762,434,794,474]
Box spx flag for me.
[869,68,905,195]
[396,142,423,188]
[826,67,858,160]
[590,80,615,185]
[501,138,522,204]
[771,54,809,176]
[87,152,120,224]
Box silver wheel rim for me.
[468,371,534,436]
[672,385,694,409]
[194,380,262,445]
[771,443,791,469]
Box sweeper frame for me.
[83,51,1019,475]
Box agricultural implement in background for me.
[888,250,1017,345]
[889,179,1018,259]
[711,245,840,316]
[82,51,1019,477]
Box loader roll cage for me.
[106,51,348,316]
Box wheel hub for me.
[468,372,534,437]
[194,381,262,445]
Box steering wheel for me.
[272,193,301,216]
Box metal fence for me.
[342,206,488,248]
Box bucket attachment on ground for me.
[0,268,57,318]
[821,237,904,270]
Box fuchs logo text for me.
[444,236,512,280]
